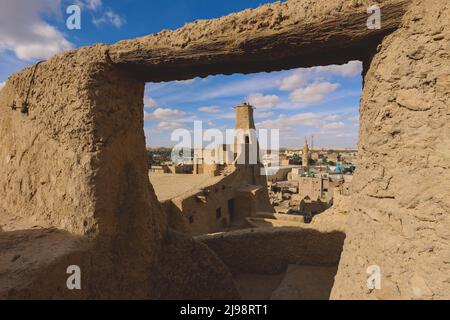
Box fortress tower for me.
[235,102,256,130]
[302,138,310,171]
[233,102,259,166]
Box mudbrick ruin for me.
[0,0,449,299]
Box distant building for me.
[279,155,290,166]
[297,175,333,215]
[327,153,340,163]
[311,152,319,161]
[149,102,274,236]
[150,163,193,174]
[265,165,301,183]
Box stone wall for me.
[0,45,238,299]
[0,47,104,234]
[198,228,345,274]
[171,172,240,236]
[108,0,409,81]
[332,0,450,299]
[162,165,273,236]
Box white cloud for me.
[199,75,282,100]
[313,61,362,77]
[279,73,307,91]
[92,8,125,28]
[247,93,280,110]
[278,61,361,94]
[84,0,102,10]
[256,112,352,138]
[289,82,340,104]
[325,114,341,122]
[0,81,5,90]
[154,121,186,131]
[198,106,221,113]
[144,97,157,108]
[0,0,73,60]
[176,78,196,85]
[323,122,347,130]
[144,108,186,121]
[348,115,359,122]
[257,113,323,132]
[215,112,236,120]
[301,129,358,149]
[254,111,274,119]
[77,0,125,28]
[335,133,357,138]
[276,63,359,107]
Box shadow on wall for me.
[0,228,89,299]
[197,227,345,300]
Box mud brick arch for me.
[0,0,448,299]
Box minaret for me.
[302,138,309,171]
[234,102,258,166]
[235,102,256,130]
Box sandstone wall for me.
[0,47,111,234]
[0,45,238,299]
[109,0,409,81]
[198,228,345,274]
[332,0,450,299]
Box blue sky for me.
[0,0,361,148]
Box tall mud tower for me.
[302,138,310,172]
[234,102,258,166]
[235,102,256,130]
[233,103,273,213]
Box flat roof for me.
[149,173,224,202]
[237,184,263,194]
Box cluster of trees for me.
[282,152,356,170]
[288,154,318,166]
[290,154,301,165]
[147,149,172,168]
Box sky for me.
[0,0,361,148]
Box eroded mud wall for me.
[332,0,450,299]
[0,46,237,299]
[0,47,106,234]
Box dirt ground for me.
[234,264,338,300]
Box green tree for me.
[290,154,301,165]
